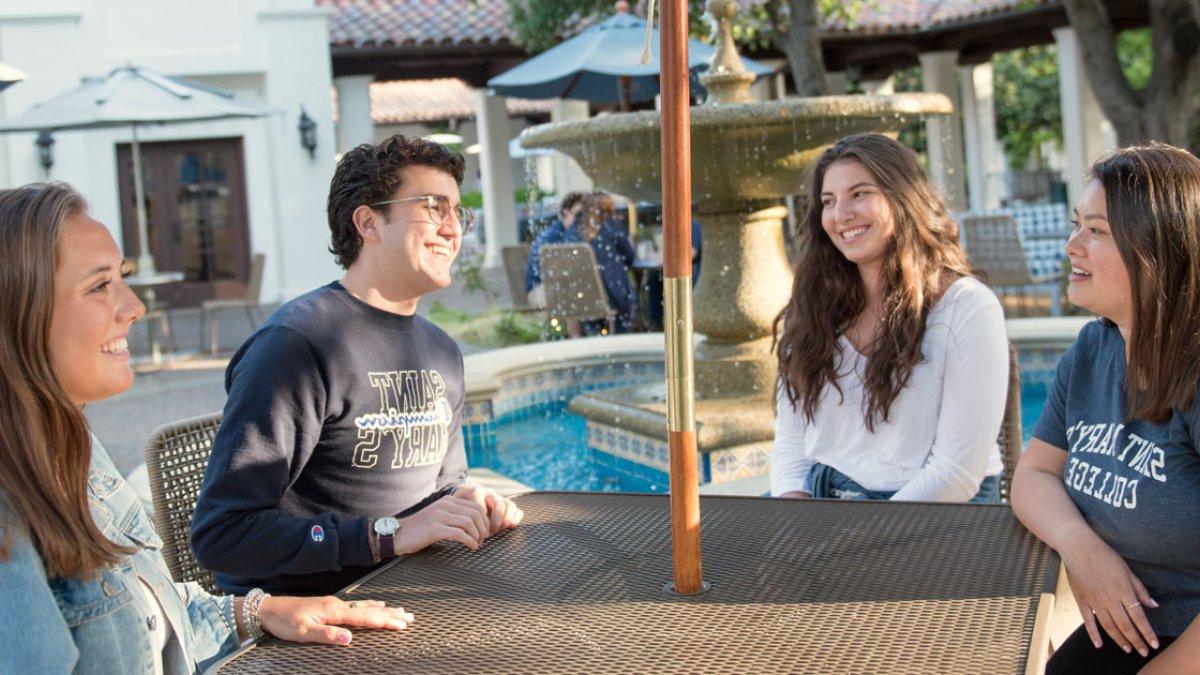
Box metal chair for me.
[539,242,616,336]
[200,253,265,354]
[998,342,1023,503]
[145,411,223,592]
[138,297,176,364]
[961,214,1064,316]
[501,244,536,311]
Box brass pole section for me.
[660,0,704,595]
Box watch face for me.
[374,516,399,536]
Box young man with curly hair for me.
[192,135,523,596]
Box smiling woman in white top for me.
[770,133,1007,503]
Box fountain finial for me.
[700,0,755,105]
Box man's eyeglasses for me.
[373,194,476,235]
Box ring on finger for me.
[1125,600,1141,609]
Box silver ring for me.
[1126,601,1141,609]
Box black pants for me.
[1047,625,1176,675]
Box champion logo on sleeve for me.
[310,524,325,543]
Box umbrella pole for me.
[130,123,156,275]
[660,0,705,595]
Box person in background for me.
[0,183,413,674]
[568,191,638,334]
[1012,144,1200,674]
[770,133,1007,503]
[525,191,585,307]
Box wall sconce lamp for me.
[35,130,54,173]
[298,106,317,158]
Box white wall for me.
[0,0,338,302]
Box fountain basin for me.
[520,94,954,203]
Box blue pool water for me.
[467,384,1051,493]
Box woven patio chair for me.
[998,342,1023,503]
[961,214,1064,316]
[145,411,223,592]
[540,242,616,336]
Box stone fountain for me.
[519,0,953,484]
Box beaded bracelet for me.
[242,587,270,641]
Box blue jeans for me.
[807,463,1001,503]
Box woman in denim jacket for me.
[0,183,414,674]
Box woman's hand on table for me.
[258,596,413,645]
[1059,526,1160,656]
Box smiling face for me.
[48,214,145,406]
[1066,180,1133,328]
[819,159,897,273]
[373,165,463,295]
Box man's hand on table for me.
[393,485,523,554]
[450,484,524,535]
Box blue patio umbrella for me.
[487,9,775,105]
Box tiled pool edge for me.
[463,317,1094,487]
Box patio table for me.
[211,492,1059,674]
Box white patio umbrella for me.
[0,65,277,275]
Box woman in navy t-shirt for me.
[1012,144,1200,673]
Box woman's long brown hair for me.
[0,183,133,577]
[773,134,976,431]
[1090,144,1200,422]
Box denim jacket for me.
[0,437,238,674]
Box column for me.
[1054,27,1117,207]
[549,98,592,197]
[919,50,968,212]
[476,89,518,268]
[334,74,374,153]
[959,62,1002,211]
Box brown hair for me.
[559,191,585,217]
[0,182,134,577]
[773,134,976,430]
[1088,143,1200,422]
[577,192,616,241]
[327,134,465,269]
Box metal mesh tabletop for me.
[213,493,1057,674]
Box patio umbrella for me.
[0,65,277,275]
[657,0,704,595]
[0,62,26,92]
[487,3,774,106]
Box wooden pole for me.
[659,0,704,595]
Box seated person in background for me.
[191,134,522,597]
[568,192,638,333]
[770,133,1007,502]
[643,215,702,332]
[0,183,413,673]
[525,191,585,306]
[1012,143,1200,674]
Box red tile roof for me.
[331,78,553,124]
[321,0,513,49]
[321,0,1057,49]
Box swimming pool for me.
[466,382,1052,494]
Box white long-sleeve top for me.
[770,277,1008,502]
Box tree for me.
[504,1,869,97]
[994,45,1063,169]
[1064,0,1200,146]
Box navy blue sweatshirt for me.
[191,282,467,595]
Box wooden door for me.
[117,137,251,307]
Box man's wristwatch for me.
[373,516,400,560]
